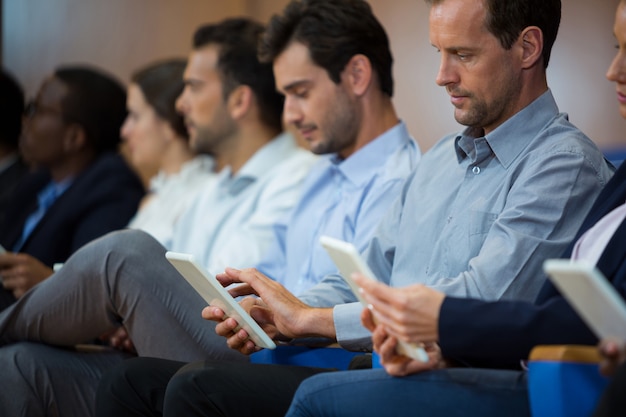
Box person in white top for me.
[121,59,215,246]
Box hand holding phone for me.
[320,236,429,363]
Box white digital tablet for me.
[165,251,276,350]
[543,259,626,341]
[319,236,429,362]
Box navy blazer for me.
[0,152,144,267]
[0,157,28,228]
[438,161,626,369]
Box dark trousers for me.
[95,357,332,417]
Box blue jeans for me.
[286,367,530,417]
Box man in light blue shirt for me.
[258,122,417,295]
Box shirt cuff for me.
[333,302,373,352]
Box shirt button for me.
[472,166,481,175]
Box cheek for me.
[134,129,165,162]
[22,121,58,151]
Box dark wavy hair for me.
[259,0,394,97]
[193,18,283,132]
[425,0,561,68]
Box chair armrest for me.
[527,345,608,417]
[529,345,601,363]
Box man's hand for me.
[598,338,626,376]
[202,297,276,355]
[99,326,137,354]
[354,273,445,343]
[0,252,54,298]
[203,267,335,354]
[363,308,444,376]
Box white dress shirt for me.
[127,155,215,246]
[170,133,317,275]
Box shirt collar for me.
[149,155,215,193]
[38,176,73,205]
[217,132,298,196]
[455,90,559,168]
[329,121,413,187]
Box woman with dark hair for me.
[122,59,214,246]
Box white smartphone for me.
[0,244,6,255]
[165,251,276,350]
[544,259,626,341]
[319,235,429,362]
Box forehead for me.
[429,0,491,47]
[126,83,148,106]
[184,44,222,82]
[273,41,329,91]
[616,2,626,38]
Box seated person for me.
[281,2,626,416]
[92,0,615,416]
[0,66,144,308]
[0,68,29,229]
[121,58,215,246]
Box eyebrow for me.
[183,78,204,87]
[281,79,311,93]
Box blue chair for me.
[250,344,362,370]
[527,345,610,417]
[603,148,626,168]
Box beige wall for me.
[2,0,623,152]
[2,0,247,96]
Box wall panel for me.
[2,0,623,152]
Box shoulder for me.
[71,153,144,197]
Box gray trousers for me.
[0,229,246,417]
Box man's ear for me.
[227,85,253,120]
[63,123,87,153]
[519,26,544,69]
[343,54,373,96]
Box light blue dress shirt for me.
[255,122,420,295]
[298,91,615,350]
[13,178,73,252]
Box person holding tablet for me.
[282,1,626,416]
[95,0,615,416]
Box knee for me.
[165,362,208,403]
[66,229,164,276]
[0,343,38,382]
[96,357,161,416]
[0,344,49,415]
[287,374,329,417]
[164,362,220,414]
[93,229,163,258]
[97,358,142,400]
